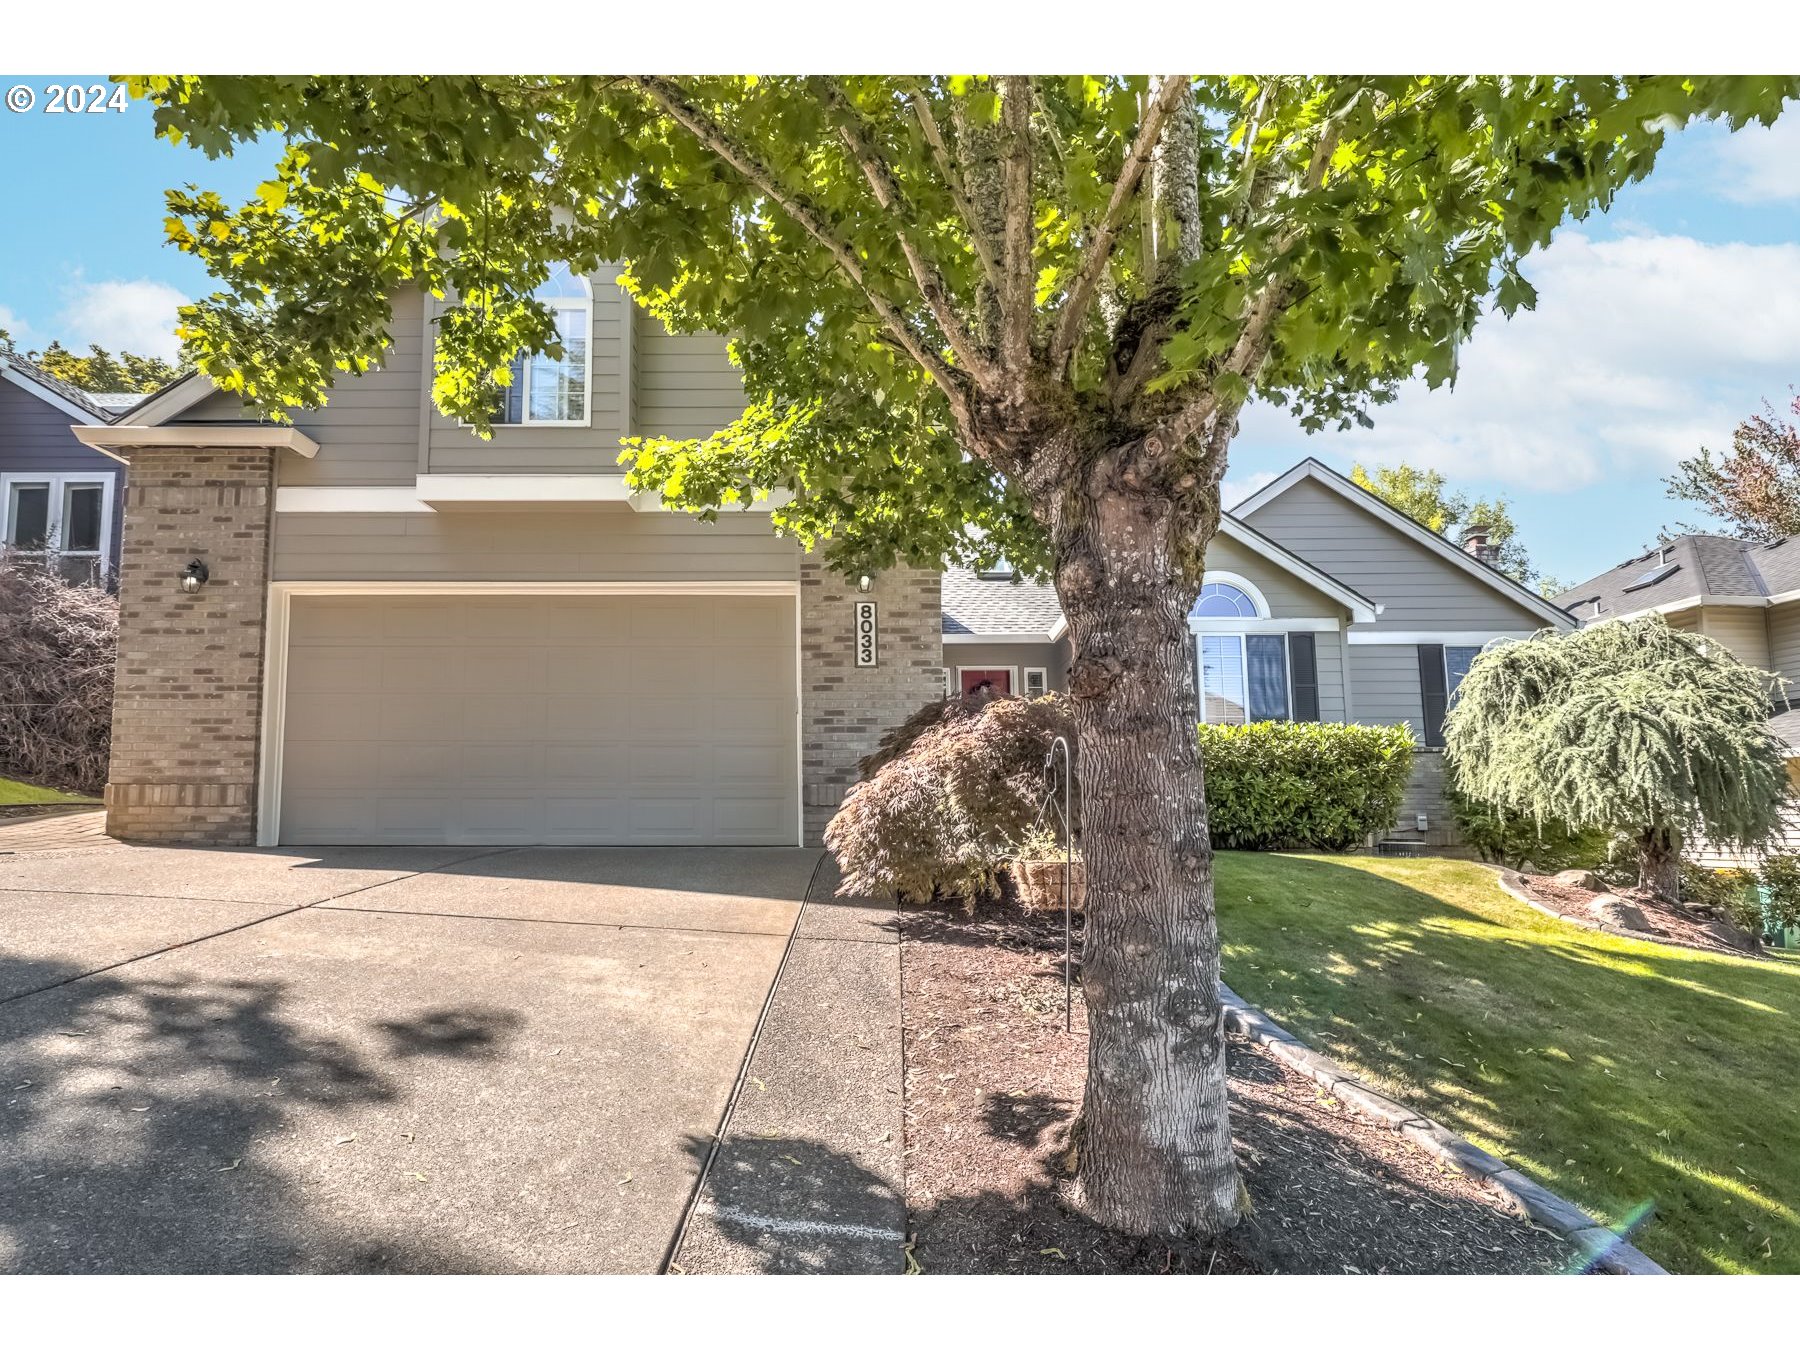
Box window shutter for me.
[1417,644,1448,748]
[1288,633,1320,722]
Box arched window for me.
[498,263,591,426]
[1193,581,1260,619]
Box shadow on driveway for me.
[0,951,511,1273]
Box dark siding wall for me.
[0,377,126,579]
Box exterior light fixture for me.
[180,559,210,593]
[857,575,873,593]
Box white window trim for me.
[1,471,115,578]
[1194,570,1272,621]
[1022,667,1049,697]
[497,280,594,429]
[1196,631,1291,725]
[1346,629,1538,645]
[257,580,802,849]
[954,665,1020,696]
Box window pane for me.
[1445,646,1481,699]
[63,483,103,552]
[498,352,527,424]
[1193,582,1257,619]
[527,307,587,422]
[55,553,101,586]
[7,484,50,550]
[1200,636,1246,724]
[1246,635,1289,721]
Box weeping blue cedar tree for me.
[129,73,1796,1240]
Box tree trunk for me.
[1639,826,1681,901]
[1055,477,1243,1237]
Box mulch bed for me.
[898,892,1572,1275]
[1513,871,1761,958]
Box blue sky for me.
[2,78,1797,588]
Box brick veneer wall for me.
[800,560,943,845]
[105,447,277,844]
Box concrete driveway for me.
[0,839,820,1273]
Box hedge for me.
[1198,720,1414,852]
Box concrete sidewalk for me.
[674,860,906,1274]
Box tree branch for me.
[998,76,1036,386]
[1160,114,1342,450]
[628,75,972,427]
[903,80,1003,287]
[813,80,998,389]
[1049,75,1192,378]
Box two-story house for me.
[72,267,1574,851]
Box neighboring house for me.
[0,353,128,588]
[1554,533,1800,863]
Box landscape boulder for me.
[1552,869,1607,892]
[1589,896,1650,931]
[1700,920,1761,954]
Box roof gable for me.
[1236,457,1574,629]
[0,356,112,425]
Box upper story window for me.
[1193,580,1262,619]
[497,264,590,426]
[1,471,112,586]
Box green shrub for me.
[1448,786,1616,872]
[1759,854,1800,932]
[1678,861,1762,932]
[1197,721,1414,852]
[825,693,1075,902]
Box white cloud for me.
[1236,230,1800,493]
[0,303,34,348]
[1222,471,1277,508]
[1714,112,1800,204]
[55,278,190,363]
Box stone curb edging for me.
[1218,980,1665,1275]
[1493,867,1763,960]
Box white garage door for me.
[275,593,797,845]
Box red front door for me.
[960,669,1012,696]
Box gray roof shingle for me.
[942,567,1065,638]
[1553,533,1775,618]
[0,354,119,422]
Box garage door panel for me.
[279,593,797,845]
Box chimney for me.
[1461,527,1499,565]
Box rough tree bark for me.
[1640,825,1683,901]
[1048,448,1243,1237]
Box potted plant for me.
[1009,824,1085,913]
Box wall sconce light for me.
[180,559,210,594]
[857,575,873,593]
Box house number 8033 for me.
[854,600,878,668]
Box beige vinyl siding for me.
[1243,475,1549,630]
[1770,603,1800,687]
[425,268,630,474]
[180,289,427,490]
[631,308,747,439]
[1691,764,1800,868]
[1347,644,1424,733]
[1696,604,1771,670]
[271,507,800,583]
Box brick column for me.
[105,447,277,845]
[800,559,943,844]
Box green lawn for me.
[0,776,96,806]
[1215,852,1800,1274]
